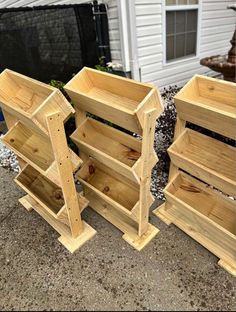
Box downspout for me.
[118,0,140,81]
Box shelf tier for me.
[15,165,89,226]
[174,75,236,140]
[64,67,163,134]
[159,171,236,276]
[168,128,236,196]
[19,195,96,253]
[77,159,143,221]
[0,69,74,135]
[71,117,143,184]
[3,121,82,186]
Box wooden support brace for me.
[46,112,83,238]
[138,108,160,236]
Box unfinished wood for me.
[78,159,139,219]
[168,128,236,196]
[19,195,96,253]
[0,69,74,135]
[86,190,159,251]
[3,121,54,171]
[139,109,158,236]
[168,117,186,182]
[65,67,163,134]
[70,117,142,183]
[218,259,236,277]
[162,172,236,273]
[152,202,172,226]
[15,165,66,217]
[2,121,82,185]
[47,112,83,238]
[174,75,236,139]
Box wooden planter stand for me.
[0,69,96,252]
[153,75,236,276]
[65,67,164,250]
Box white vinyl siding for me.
[136,0,235,87]
[0,0,235,87]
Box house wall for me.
[136,0,235,87]
[0,0,235,87]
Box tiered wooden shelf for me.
[153,75,236,276]
[65,67,164,250]
[0,69,96,252]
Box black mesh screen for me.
[0,5,99,82]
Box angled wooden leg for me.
[138,108,160,237]
[47,112,84,238]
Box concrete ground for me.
[0,166,235,311]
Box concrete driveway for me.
[0,166,235,311]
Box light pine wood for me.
[46,112,83,238]
[65,67,163,134]
[174,75,236,139]
[0,70,96,252]
[154,75,236,276]
[2,121,82,186]
[168,128,236,196]
[66,68,163,249]
[71,117,142,183]
[0,69,74,136]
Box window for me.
[165,0,199,62]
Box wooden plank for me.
[47,112,83,238]
[174,75,236,139]
[159,202,236,276]
[64,67,159,134]
[15,165,66,218]
[0,69,74,135]
[70,117,142,183]
[3,121,82,186]
[163,172,236,274]
[168,128,236,196]
[168,117,186,182]
[139,108,158,236]
[77,159,139,220]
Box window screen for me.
[166,9,197,61]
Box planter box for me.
[0,69,74,135]
[3,121,82,185]
[174,75,236,139]
[164,172,236,271]
[77,159,140,217]
[168,128,236,196]
[65,67,163,134]
[15,165,88,224]
[70,117,142,183]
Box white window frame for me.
[163,0,202,66]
